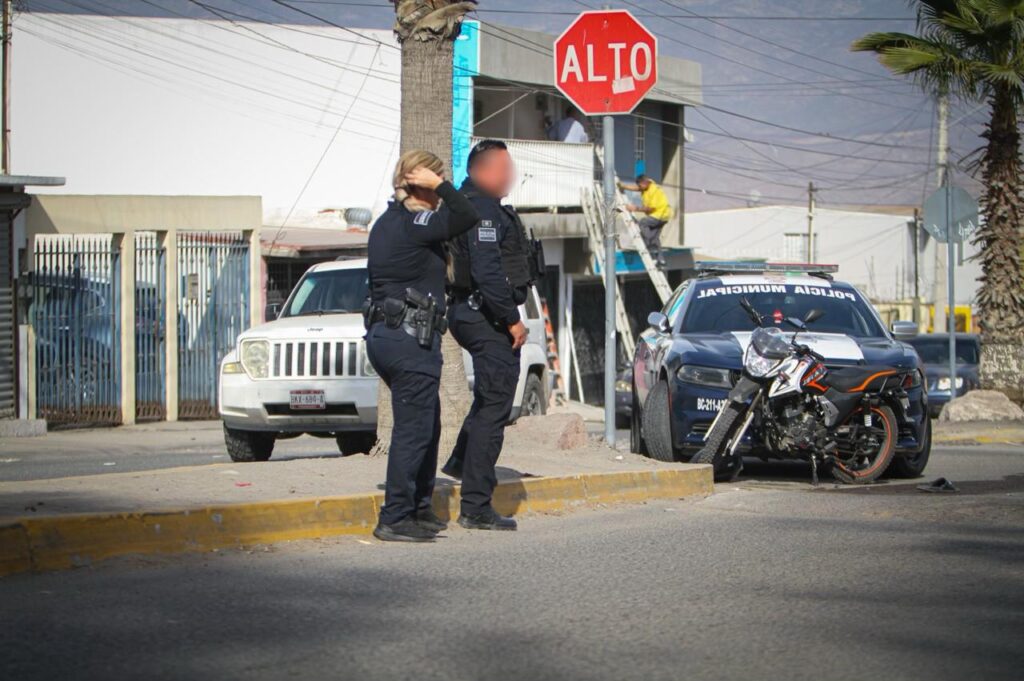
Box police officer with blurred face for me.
[365,149,479,543]
[442,139,542,531]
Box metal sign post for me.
[603,117,617,444]
[923,184,978,403]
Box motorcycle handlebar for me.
[794,344,826,362]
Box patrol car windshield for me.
[282,268,369,317]
[682,281,886,337]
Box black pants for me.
[446,303,521,515]
[365,322,442,526]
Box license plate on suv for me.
[289,390,326,410]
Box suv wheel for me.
[336,432,377,456]
[223,424,275,462]
[521,373,546,417]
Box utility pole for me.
[806,181,816,262]
[912,208,922,327]
[1,0,11,175]
[931,92,949,330]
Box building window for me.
[784,232,817,261]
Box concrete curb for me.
[934,425,1024,445]
[0,466,712,578]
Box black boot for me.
[373,517,437,543]
[441,455,463,480]
[414,507,447,533]
[458,507,517,531]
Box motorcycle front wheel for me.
[829,405,898,484]
[691,402,747,482]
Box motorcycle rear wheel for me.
[829,405,897,485]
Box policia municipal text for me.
[364,150,480,543]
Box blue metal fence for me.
[135,232,166,421]
[33,235,122,426]
[178,232,249,419]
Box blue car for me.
[630,263,931,477]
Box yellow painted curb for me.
[0,466,711,578]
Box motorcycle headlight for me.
[361,343,377,377]
[677,364,733,389]
[743,345,780,378]
[240,339,270,379]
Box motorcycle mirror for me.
[804,308,825,324]
[785,316,807,331]
[739,296,763,326]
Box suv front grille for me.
[270,340,365,378]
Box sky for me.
[19,0,991,212]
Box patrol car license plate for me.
[289,390,325,410]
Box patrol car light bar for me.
[695,261,839,275]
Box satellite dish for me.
[747,190,762,207]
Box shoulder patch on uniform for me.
[478,226,497,242]
[413,210,434,226]
[480,219,493,228]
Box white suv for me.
[218,258,550,461]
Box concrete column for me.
[659,103,686,247]
[162,229,179,422]
[118,231,136,425]
[246,228,262,327]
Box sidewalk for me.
[0,413,712,577]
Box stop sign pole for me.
[554,10,658,445]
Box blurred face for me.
[470,149,515,199]
[638,178,651,191]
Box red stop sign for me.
[554,10,659,116]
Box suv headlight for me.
[937,376,963,391]
[240,339,270,379]
[743,345,780,378]
[361,343,377,377]
[677,364,733,389]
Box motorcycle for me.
[694,297,915,485]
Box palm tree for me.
[372,0,477,455]
[853,0,1024,402]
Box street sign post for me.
[555,10,658,446]
[923,184,979,402]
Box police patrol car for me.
[218,258,550,462]
[630,262,931,475]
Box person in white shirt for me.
[546,106,589,143]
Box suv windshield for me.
[908,337,979,364]
[682,281,886,337]
[282,267,369,317]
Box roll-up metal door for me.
[0,212,14,418]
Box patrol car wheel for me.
[642,380,678,462]
[521,373,546,417]
[336,432,377,457]
[629,389,647,455]
[223,424,275,462]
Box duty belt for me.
[364,291,447,347]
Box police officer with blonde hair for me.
[364,149,479,542]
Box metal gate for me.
[135,232,166,421]
[33,235,121,425]
[178,232,249,419]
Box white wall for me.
[685,205,982,305]
[13,14,401,224]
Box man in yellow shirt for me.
[620,175,672,269]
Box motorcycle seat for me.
[826,365,899,393]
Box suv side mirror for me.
[891,320,918,340]
[647,311,670,333]
[265,303,281,321]
[804,308,824,324]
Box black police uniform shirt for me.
[367,180,476,313]
[456,178,527,326]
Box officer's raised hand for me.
[404,165,444,191]
[508,320,528,350]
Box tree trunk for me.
[973,87,1024,403]
[372,7,474,456]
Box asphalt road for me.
[2,445,1022,681]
